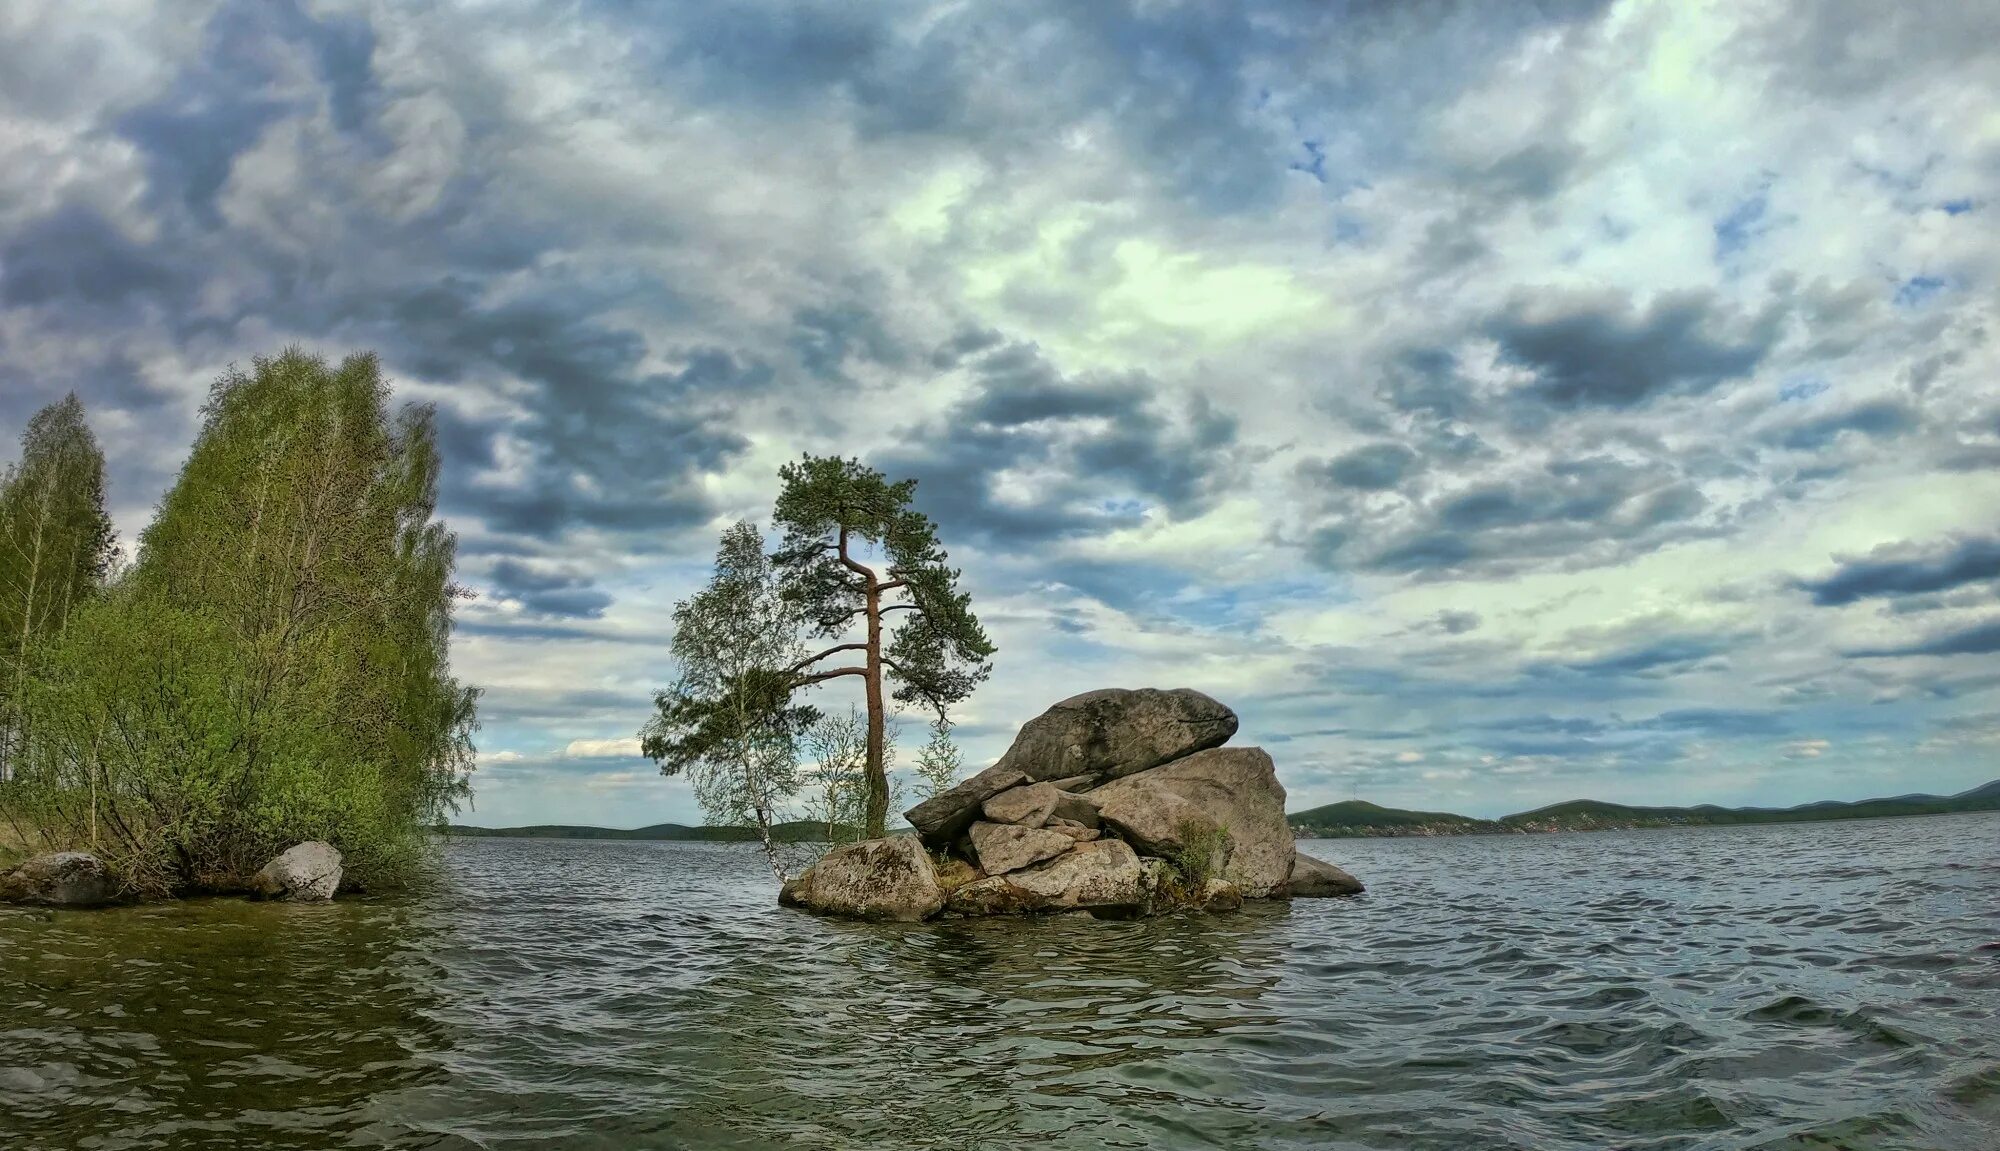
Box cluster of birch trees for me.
[0,350,478,894]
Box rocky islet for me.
[785,687,1365,920]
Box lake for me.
[3,813,1997,1149]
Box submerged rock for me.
[1279,852,1366,898]
[943,838,1147,916]
[780,837,944,922]
[967,821,1073,875]
[1088,747,1292,898]
[0,851,114,907]
[251,841,343,901]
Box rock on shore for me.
[251,841,343,901]
[0,850,115,907]
[781,688,1367,921]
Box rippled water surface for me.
[4,814,1999,1150]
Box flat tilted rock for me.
[0,851,114,907]
[967,821,1073,875]
[980,782,1061,828]
[1279,852,1366,898]
[780,837,944,922]
[1088,747,1292,898]
[903,764,1029,850]
[904,688,1236,849]
[251,841,343,901]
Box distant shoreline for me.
[1289,779,2000,839]
[444,779,2000,843]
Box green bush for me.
[4,351,477,895]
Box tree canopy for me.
[771,455,993,836]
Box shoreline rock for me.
[0,851,116,907]
[251,841,343,901]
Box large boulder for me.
[903,765,1028,850]
[1279,851,1366,898]
[967,821,1072,875]
[980,783,1061,828]
[993,687,1238,786]
[1087,747,1293,897]
[779,837,944,922]
[0,851,114,907]
[1095,787,1228,868]
[944,838,1146,916]
[251,841,343,901]
[904,688,1236,848]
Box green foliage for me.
[641,521,817,880]
[0,395,117,781]
[1158,820,1230,906]
[769,454,994,836]
[5,351,478,894]
[913,715,961,801]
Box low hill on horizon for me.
[1291,778,2000,838]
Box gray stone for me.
[1198,879,1244,912]
[987,687,1238,787]
[903,764,1028,849]
[1095,787,1228,867]
[1003,839,1145,912]
[0,851,114,907]
[944,840,1146,917]
[1279,852,1366,898]
[967,821,1073,875]
[1045,817,1099,842]
[1088,747,1293,897]
[980,783,1061,828]
[251,841,343,901]
[779,837,944,922]
[1050,789,1101,828]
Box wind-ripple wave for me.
[3,813,1997,1149]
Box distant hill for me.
[445,820,849,843]
[1290,779,2000,838]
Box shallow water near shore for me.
[3,814,1998,1150]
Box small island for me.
[779,687,1362,922]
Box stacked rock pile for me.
[780,688,1364,921]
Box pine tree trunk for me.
[863,580,888,838]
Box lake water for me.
[3,814,1998,1150]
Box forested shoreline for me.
[0,350,478,897]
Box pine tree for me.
[770,455,994,837]
[0,395,116,782]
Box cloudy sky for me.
[3,0,1997,827]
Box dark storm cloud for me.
[1310,443,1421,491]
[1847,617,2000,659]
[878,340,1250,545]
[1797,536,2000,606]
[1526,634,1731,679]
[487,560,614,619]
[1486,289,1781,409]
[114,0,379,222]
[0,205,180,310]
[1315,455,1714,578]
[1761,398,1921,451]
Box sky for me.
[1,0,1996,827]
